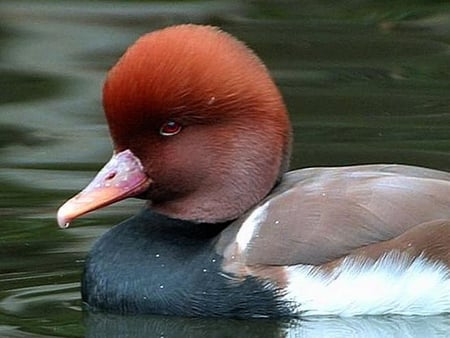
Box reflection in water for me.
[85,312,450,338]
[0,0,449,337]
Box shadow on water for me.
[0,0,449,337]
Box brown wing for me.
[218,164,450,266]
[330,219,450,267]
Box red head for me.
[57,24,291,226]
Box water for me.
[0,1,449,337]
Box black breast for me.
[81,209,289,318]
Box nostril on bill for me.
[105,171,117,180]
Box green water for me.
[0,1,449,337]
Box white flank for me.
[236,202,268,252]
[282,252,450,316]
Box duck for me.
[57,24,450,318]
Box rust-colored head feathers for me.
[103,25,290,153]
[66,24,292,223]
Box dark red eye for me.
[159,121,182,136]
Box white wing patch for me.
[283,252,450,316]
[236,201,269,252]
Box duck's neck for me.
[81,209,286,317]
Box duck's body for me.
[82,164,450,317]
[58,25,450,318]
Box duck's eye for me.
[159,121,182,136]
